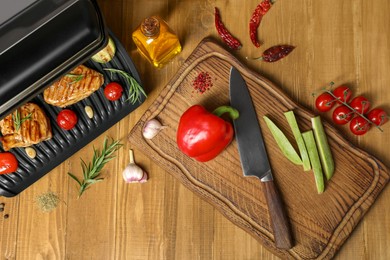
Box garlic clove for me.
[84,106,94,119]
[122,150,148,183]
[25,147,37,159]
[138,171,148,183]
[142,118,164,139]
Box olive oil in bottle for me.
[132,16,182,68]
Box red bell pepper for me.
[177,105,239,162]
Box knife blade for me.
[229,66,294,249]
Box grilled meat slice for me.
[0,103,52,151]
[43,65,104,107]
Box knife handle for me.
[263,180,294,249]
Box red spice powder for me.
[192,72,213,94]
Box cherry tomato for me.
[349,96,371,114]
[315,92,335,112]
[367,108,388,126]
[332,105,353,125]
[350,116,371,135]
[104,82,123,101]
[332,85,352,103]
[0,152,18,175]
[57,109,78,130]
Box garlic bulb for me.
[142,119,164,139]
[122,149,148,183]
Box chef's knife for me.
[229,66,294,249]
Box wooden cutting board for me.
[128,38,389,259]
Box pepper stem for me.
[212,106,239,120]
[247,56,264,61]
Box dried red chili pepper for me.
[249,0,275,48]
[254,45,295,62]
[214,7,242,50]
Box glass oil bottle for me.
[132,16,182,68]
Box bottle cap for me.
[141,17,160,37]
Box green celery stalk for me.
[284,111,311,171]
[302,130,325,194]
[263,116,303,165]
[311,116,335,180]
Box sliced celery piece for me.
[263,116,303,165]
[284,111,311,171]
[302,130,325,194]
[311,116,335,180]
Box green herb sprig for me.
[65,73,84,86]
[12,111,32,131]
[103,68,147,104]
[68,137,123,198]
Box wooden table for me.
[1,0,389,259]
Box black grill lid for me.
[0,0,107,120]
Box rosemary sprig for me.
[68,137,123,198]
[103,68,147,104]
[12,111,32,131]
[65,73,84,86]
